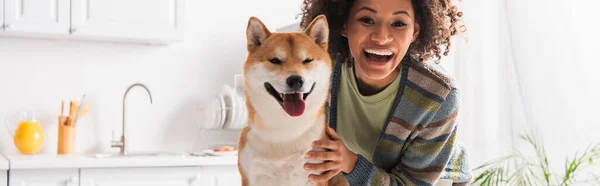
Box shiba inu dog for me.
[237,15,348,186]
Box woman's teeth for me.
[364,48,394,63]
[364,49,393,56]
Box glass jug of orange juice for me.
[5,111,45,154]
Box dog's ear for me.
[304,15,329,49]
[246,16,271,51]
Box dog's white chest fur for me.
[243,149,318,186]
[241,120,326,186]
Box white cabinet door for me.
[71,0,185,43]
[9,169,79,186]
[3,0,70,35]
[1,171,7,186]
[0,0,4,31]
[201,166,242,186]
[80,167,203,186]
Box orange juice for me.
[13,120,45,154]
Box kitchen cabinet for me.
[0,0,185,44]
[2,0,70,35]
[8,169,79,186]
[80,167,203,186]
[3,154,241,186]
[1,155,8,186]
[200,165,242,186]
[79,166,241,186]
[0,171,5,186]
[70,0,185,43]
[6,166,242,186]
[0,0,4,32]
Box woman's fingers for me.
[309,170,340,182]
[304,161,340,172]
[326,126,341,140]
[306,151,340,161]
[312,139,339,150]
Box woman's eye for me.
[392,21,406,27]
[359,17,374,24]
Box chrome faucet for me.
[111,83,153,155]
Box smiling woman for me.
[300,0,471,186]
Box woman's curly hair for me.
[299,0,466,64]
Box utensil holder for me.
[57,116,76,154]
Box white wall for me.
[440,0,600,176]
[446,0,600,179]
[506,0,600,174]
[0,0,304,155]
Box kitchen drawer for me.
[201,165,242,186]
[9,168,79,186]
[1,170,6,186]
[80,167,203,186]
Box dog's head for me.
[243,15,332,118]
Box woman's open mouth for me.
[363,48,394,66]
[264,82,315,117]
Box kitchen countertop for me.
[3,153,237,170]
[0,154,8,171]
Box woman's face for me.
[343,0,419,82]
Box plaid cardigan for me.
[327,56,472,186]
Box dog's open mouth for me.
[264,82,315,117]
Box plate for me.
[222,84,237,129]
[236,95,247,128]
[202,98,222,129]
[232,90,243,128]
[203,149,238,157]
[232,86,243,128]
[218,94,227,129]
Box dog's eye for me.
[269,58,282,65]
[303,58,313,64]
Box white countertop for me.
[0,155,8,171]
[3,153,237,170]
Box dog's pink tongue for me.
[283,93,305,117]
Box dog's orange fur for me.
[237,15,348,186]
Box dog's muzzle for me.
[264,80,315,117]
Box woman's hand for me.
[304,126,358,182]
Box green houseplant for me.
[472,132,600,186]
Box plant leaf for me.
[472,130,600,186]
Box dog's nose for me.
[286,75,304,90]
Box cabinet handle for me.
[189,175,202,185]
[69,176,79,184]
